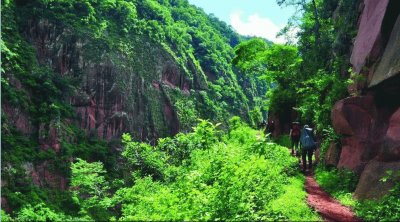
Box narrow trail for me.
[303,171,361,222]
[256,131,360,221]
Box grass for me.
[267,174,321,221]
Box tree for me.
[277,0,321,46]
[70,158,112,220]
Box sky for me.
[187,0,296,43]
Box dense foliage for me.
[114,119,318,220]
[1,0,394,221]
[1,0,261,132]
[314,166,358,206]
[1,119,320,220]
[1,0,266,219]
[232,0,359,135]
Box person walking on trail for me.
[266,119,275,138]
[300,124,316,171]
[289,122,301,155]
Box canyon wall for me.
[330,0,400,199]
[3,17,208,153]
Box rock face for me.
[29,19,186,142]
[332,0,400,199]
[354,160,400,199]
[2,18,197,187]
[2,18,199,151]
[350,0,390,73]
[324,142,341,167]
[370,15,400,86]
[1,0,253,195]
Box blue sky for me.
[187,0,296,43]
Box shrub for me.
[16,203,66,222]
[115,120,319,220]
[314,166,358,207]
[70,158,112,220]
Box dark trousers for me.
[302,149,313,169]
[291,136,300,153]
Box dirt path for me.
[260,136,360,221]
[304,171,361,222]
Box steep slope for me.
[1,0,264,212]
[2,0,258,145]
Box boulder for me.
[350,0,390,73]
[331,96,375,138]
[331,101,353,136]
[337,137,370,173]
[378,141,400,162]
[386,107,400,141]
[377,108,400,161]
[354,160,400,199]
[324,142,341,167]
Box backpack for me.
[300,128,315,150]
[291,124,300,137]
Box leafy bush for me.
[314,166,358,207]
[1,210,13,222]
[274,135,291,148]
[122,134,167,180]
[15,203,89,222]
[16,203,66,222]
[266,175,320,221]
[115,119,319,220]
[70,158,112,220]
[174,99,198,132]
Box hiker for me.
[266,119,275,137]
[300,124,316,171]
[289,121,301,155]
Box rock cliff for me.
[1,0,256,192]
[331,0,400,199]
[2,1,252,148]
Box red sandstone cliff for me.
[330,0,400,199]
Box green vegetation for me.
[0,0,263,218]
[102,119,319,220]
[315,166,400,221]
[355,182,400,221]
[2,119,320,220]
[314,166,358,207]
[1,0,258,140]
[1,0,395,220]
[232,0,359,135]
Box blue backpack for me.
[300,128,315,150]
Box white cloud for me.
[229,11,286,44]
